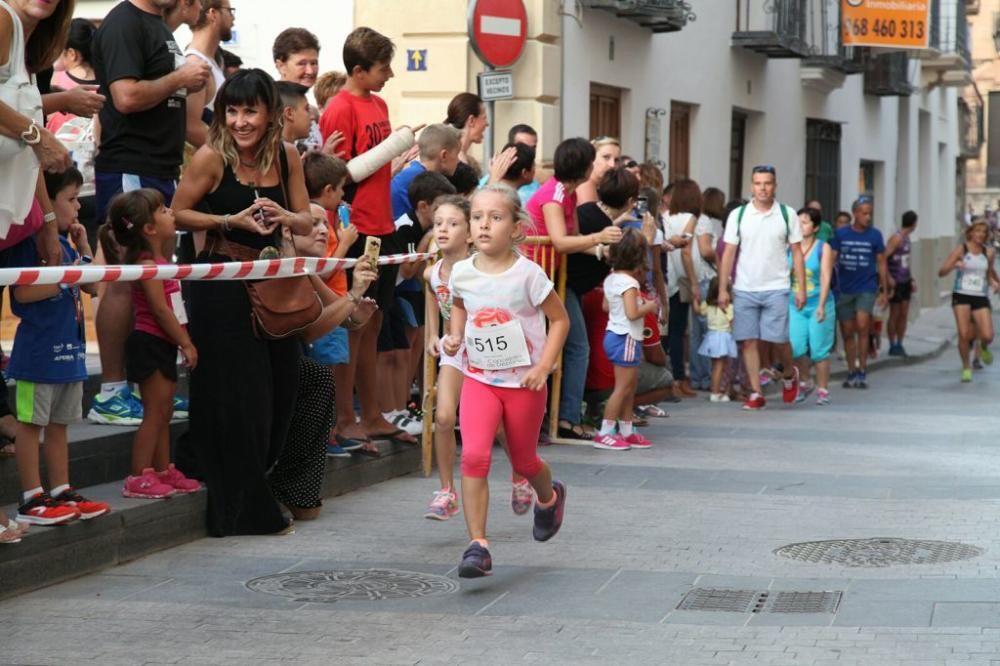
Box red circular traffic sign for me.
[468,0,527,69]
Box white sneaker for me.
[384,410,423,436]
[709,393,730,403]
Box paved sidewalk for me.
[1,310,998,666]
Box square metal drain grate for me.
[762,591,843,614]
[676,588,767,613]
[676,588,843,614]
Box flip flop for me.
[357,441,382,458]
[335,435,367,452]
[367,428,419,446]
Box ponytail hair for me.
[99,189,164,265]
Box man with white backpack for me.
[717,165,806,410]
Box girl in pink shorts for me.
[442,185,570,578]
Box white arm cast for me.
[346,126,415,182]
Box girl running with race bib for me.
[442,185,569,578]
[424,196,535,521]
[938,221,1000,383]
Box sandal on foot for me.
[556,422,591,441]
[368,428,419,446]
[357,441,382,458]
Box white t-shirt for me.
[663,212,697,297]
[449,254,554,388]
[603,272,644,341]
[693,214,722,283]
[722,202,802,292]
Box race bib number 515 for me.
[465,319,530,371]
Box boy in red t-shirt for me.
[318,27,417,444]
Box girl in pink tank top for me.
[99,189,200,500]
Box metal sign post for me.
[468,0,527,173]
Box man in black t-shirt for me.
[87,0,210,426]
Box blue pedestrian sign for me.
[407,49,427,71]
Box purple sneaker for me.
[532,480,566,542]
[458,542,492,578]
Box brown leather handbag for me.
[241,144,322,340]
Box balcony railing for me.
[863,52,915,96]
[733,0,810,58]
[958,96,984,159]
[918,0,972,76]
[582,0,695,33]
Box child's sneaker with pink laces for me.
[624,433,652,449]
[122,469,175,499]
[158,464,200,493]
[592,433,630,451]
[424,487,459,521]
[510,480,533,515]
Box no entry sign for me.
[468,0,528,69]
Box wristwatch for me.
[43,211,57,224]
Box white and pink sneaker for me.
[623,433,652,449]
[592,433,631,451]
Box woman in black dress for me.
[171,69,314,536]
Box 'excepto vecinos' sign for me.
[841,0,930,49]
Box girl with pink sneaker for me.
[442,184,569,578]
[99,190,201,499]
[424,195,534,522]
[594,228,656,451]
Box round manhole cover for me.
[775,538,984,567]
[246,568,459,602]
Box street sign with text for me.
[477,70,513,102]
[841,0,930,49]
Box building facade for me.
[963,0,999,213]
[74,0,974,310]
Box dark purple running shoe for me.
[458,542,492,578]
[532,480,566,542]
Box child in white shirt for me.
[596,228,657,451]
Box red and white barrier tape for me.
[0,252,435,287]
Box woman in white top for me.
[662,179,703,397]
[938,221,1000,382]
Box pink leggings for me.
[459,379,546,479]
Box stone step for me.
[0,421,188,506]
[0,438,422,601]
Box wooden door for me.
[669,102,691,183]
[590,83,621,140]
